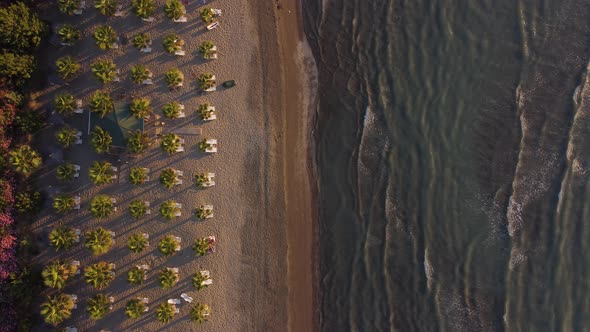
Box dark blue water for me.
[303,0,590,330]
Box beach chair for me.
[73,0,85,15]
[168,298,181,305]
[140,297,149,304]
[213,9,222,16]
[174,50,186,56]
[73,164,81,171]
[176,146,185,153]
[174,178,183,186]
[170,267,180,273]
[204,106,216,121]
[173,16,187,23]
[110,166,118,172]
[110,198,117,204]
[178,111,186,118]
[69,294,78,309]
[181,293,193,303]
[74,196,81,210]
[139,264,150,271]
[173,203,182,210]
[75,138,82,145]
[207,22,219,30]
[142,79,153,85]
[174,307,180,314]
[65,327,77,332]
[142,17,154,22]
[174,170,184,177]
[114,4,123,16]
[142,233,149,240]
[179,138,185,144]
[74,99,84,113]
[113,69,121,82]
[145,201,151,215]
[74,228,81,242]
[60,42,73,47]
[140,47,152,53]
[205,139,218,153]
[109,263,115,269]
[203,173,215,187]
[109,231,115,237]
[202,205,214,218]
[205,75,217,92]
[72,260,80,274]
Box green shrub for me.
[56,163,76,181]
[127,233,148,253]
[93,25,117,49]
[162,34,184,53]
[55,56,80,80]
[133,0,155,18]
[129,200,148,219]
[160,133,181,154]
[198,41,217,60]
[15,109,44,133]
[125,299,146,319]
[89,161,115,185]
[87,294,111,320]
[91,126,112,153]
[84,261,115,289]
[190,303,211,323]
[131,64,151,84]
[9,145,42,176]
[164,0,185,20]
[0,2,45,51]
[158,235,179,256]
[0,52,35,87]
[192,271,210,291]
[165,69,183,89]
[129,98,152,119]
[48,227,77,250]
[127,266,145,285]
[40,294,74,326]
[89,194,115,218]
[95,0,118,16]
[91,59,117,83]
[58,0,82,15]
[54,93,76,115]
[158,268,178,289]
[159,200,180,220]
[127,130,151,153]
[85,227,113,255]
[42,260,77,289]
[156,302,176,323]
[159,168,178,189]
[89,90,114,118]
[56,126,78,148]
[53,194,76,213]
[58,24,80,44]
[129,167,148,184]
[15,191,41,213]
[132,33,151,49]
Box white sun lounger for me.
[213,9,222,16]
[173,16,187,23]
[109,231,115,237]
[204,139,217,153]
[140,297,149,304]
[174,179,182,185]
[174,50,186,56]
[60,42,73,46]
[75,138,82,145]
[174,170,184,177]
[74,196,81,210]
[176,146,185,152]
[139,264,149,271]
[73,164,81,171]
[142,79,153,85]
[178,111,186,118]
[73,1,84,15]
[178,104,185,110]
[73,171,79,178]
[173,203,182,209]
[65,327,77,332]
[140,47,152,53]
[76,131,82,138]
[170,267,180,273]
[173,237,181,244]
[176,82,183,87]
[174,307,180,314]
[69,294,78,308]
[74,228,81,242]
[142,17,154,22]
[179,138,185,144]
[72,260,80,274]
[142,233,149,239]
[207,22,219,30]
[110,198,116,204]
[174,210,182,217]
[168,298,181,304]
[180,293,193,303]
[114,4,123,16]
[110,166,118,172]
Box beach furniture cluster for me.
[40,0,226,328]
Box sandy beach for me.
[31,0,316,330]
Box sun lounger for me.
[168,298,181,304]
[65,327,77,332]
[73,171,79,178]
[173,16,187,23]
[181,293,193,303]
[139,264,149,271]
[108,296,114,303]
[142,79,153,85]
[178,104,185,110]
[72,260,80,274]
[109,231,115,237]
[114,4,123,16]
[213,9,222,16]
[74,8,83,15]
[173,203,182,210]
[110,198,117,204]
[140,297,149,304]
[60,42,73,46]
[205,139,217,153]
[110,166,118,172]
[73,164,81,171]
[74,196,81,210]
[170,267,180,273]
[142,17,154,22]
[176,146,185,152]
[174,170,184,177]
[173,237,181,244]
[140,47,152,53]
[174,50,186,56]
[176,81,183,87]
[70,294,78,308]
[179,138,185,144]
[177,111,186,118]
[174,179,183,186]
[207,22,219,30]
[174,210,182,217]
[142,233,149,240]
[174,307,180,314]
[75,138,82,145]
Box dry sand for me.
[31,0,316,330]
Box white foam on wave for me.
[424,248,433,291]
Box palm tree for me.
[8,145,42,176]
[127,266,146,285]
[85,227,113,255]
[56,163,76,181]
[194,205,213,219]
[94,25,117,49]
[48,227,77,250]
[129,167,148,184]
[198,41,217,60]
[127,233,148,253]
[89,90,114,118]
[40,294,74,326]
[165,69,183,89]
[132,0,155,18]
[89,195,115,218]
[132,33,151,49]
[131,64,151,84]
[159,168,178,189]
[84,261,115,289]
[197,103,214,120]
[195,173,213,188]
[58,0,81,15]
[192,237,214,256]
[159,200,180,220]
[56,126,79,148]
[163,102,182,119]
[89,161,115,185]
[54,93,76,115]
[158,235,180,256]
[87,294,111,320]
[164,0,185,20]
[199,7,216,23]
[91,126,112,153]
[53,194,76,213]
[192,271,210,290]
[156,302,176,323]
[162,34,184,53]
[58,25,81,44]
[197,73,215,91]
[42,260,77,289]
[127,130,151,154]
[129,98,152,119]
[91,59,117,83]
[190,303,211,323]
[158,268,178,289]
[56,56,80,80]
[129,200,148,219]
[95,0,118,16]
[160,133,181,154]
[125,299,146,319]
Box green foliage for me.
[163,102,182,119]
[40,294,74,326]
[197,73,215,91]
[192,271,210,290]
[131,64,151,84]
[58,0,82,15]
[129,98,152,119]
[42,260,77,289]
[162,34,184,53]
[58,24,80,44]
[89,160,115,185]
[132,0,155,18]
[199,7,216,23]
[95,0,118,16]
[194,205,213,219]
[0,2,45,51]
[0,52,35,87]
[56,126,78,148]
[127,233,148,253]
[198,139,214,152]
[91,126,112,153]
[127,266,145,285]
[165,69,183,89]
[91,59,117,83]
[54,93,76,115]
[197,103,213,120]
[156,302,176,323]
[53,194,76,213]
[56,56,80,80]
[158,235,179,256]
[132,33,151,49]
[56,163,76,181]
[159,168,178,189]
[129,167,148,184]
[85,227,113,255]
[125,299,146,319]
[198,41,217,59]
[15,109,44,134]
[159,200,179,220]
[192,237,214,256]
[9,145,42,176]
[94,25,117,49]
[129,200,148,219]
[127,130,151,154]
[190,303,211,323]
[48,226,77,250]
[87,294,111,320]
[160,133,181,154]
[84,261,115,289]
[89,90,113,118]
[164,0,185,20]
[195,173,212,188]
[89,194,115,219]
[158,268,178,289]
[15,190,41,213]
